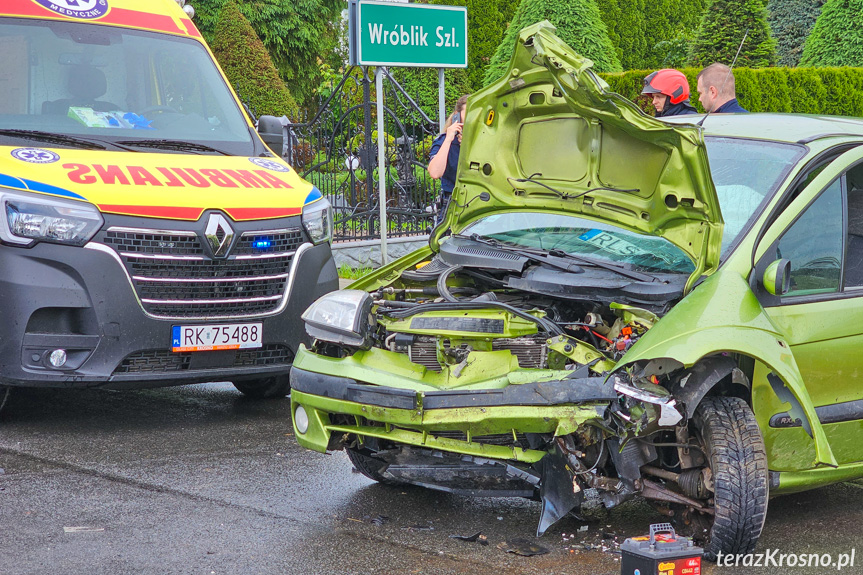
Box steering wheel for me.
[140,105,179,115]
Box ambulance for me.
[0,0,338,410]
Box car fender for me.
[615,269,838,468]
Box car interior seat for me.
[42,65,118,115]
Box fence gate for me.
[281,67,442,243]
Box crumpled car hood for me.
[434,21,723,281]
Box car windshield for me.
[460,212,696,274]
[705,137,805,256]
[0,17,253,155]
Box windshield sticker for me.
[249,158,290,173]
[578,229,647,257]
[11,148,60,164]
[31,0,110,20]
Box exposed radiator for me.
[408,334,548,371]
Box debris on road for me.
[449,531,488,545]
[498,538,550,557]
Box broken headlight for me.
[301,289,374,349]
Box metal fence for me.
[276,67,443,242]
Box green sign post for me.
[347,0,468,265]
[352,1,468,68]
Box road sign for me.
[352,1,468,68]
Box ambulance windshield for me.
[0,17,256,155]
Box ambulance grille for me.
[114,344,294,373]
[99,227,305,320]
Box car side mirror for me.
[763,258,791,296]
[257,115,285,156]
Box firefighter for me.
[641,69,697,118]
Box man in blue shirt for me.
[428,95,468,225]
[696,63,749,114]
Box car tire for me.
[231,375,291,399]
[345,447,404,486]
[687,396,769,561]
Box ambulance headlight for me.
[301,290,373,349]
[302,196,333,245]
[1,189,103,247]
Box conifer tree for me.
[689,0,777,68]
[801,0,863,66]
[210,1,298,118]
[483,0,621,87]
[767,0,824,67]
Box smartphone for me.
[452,111,461,124]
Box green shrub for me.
[689,0,777,68]
[484,0,622,87]
[767,0,825,67]
[801,0,863,67]
[210,1,297,118]
[601,66,863,116]
[193,0,342,106]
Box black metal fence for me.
[279,67,443,242]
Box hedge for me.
[600,66,863,116]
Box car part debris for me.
[449,532,488,545]
[498,538,550,557]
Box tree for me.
[595,0,649,70]
[768,0,825,67]
[689,0,777,68]
[209,1,298,118]
[483,0,622,87]
[192,0,343,105]
[643,0,707,68]
[800,0,863,67]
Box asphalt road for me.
[1,383,861,575]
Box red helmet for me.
[641,69,690,105]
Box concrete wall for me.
[331,235,429,269]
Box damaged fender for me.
[614,270,837,468]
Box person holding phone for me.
[428,94,469,225]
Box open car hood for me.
[434,22,723,282]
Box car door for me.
[753,150,863,466]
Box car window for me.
[845,166,863,288]
[775,178,843,297]
[706,137,805,256]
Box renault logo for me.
[204,213,235,258]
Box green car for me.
[290,22,863,559]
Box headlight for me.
[1,189,103,247]
[301,290,373,349]
[302,195,332,245]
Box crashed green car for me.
[291,22,863,559]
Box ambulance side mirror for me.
[257,115,286,156]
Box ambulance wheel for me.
[676,396,768,561]
[231,375,291,399]
[345,447,404,486]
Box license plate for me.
[171,323,263,352]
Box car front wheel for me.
[680,396,769,561]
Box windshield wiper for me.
[507,173,640,200]
[460,233,585,274]
[114,139,230,155]
[462,233,658,283]
[0,129,142,152]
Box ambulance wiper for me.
[114,139,229,155]
[0,129,104,150]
